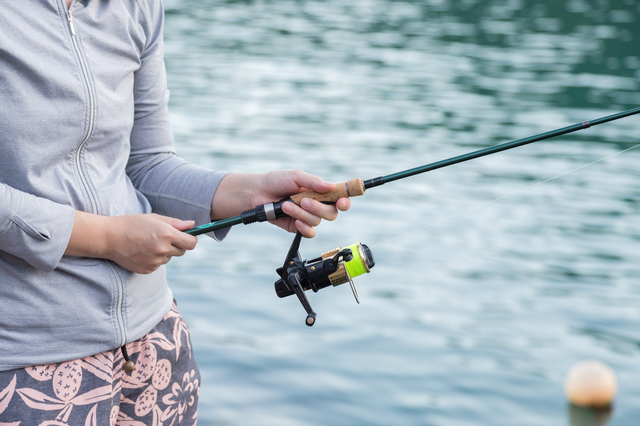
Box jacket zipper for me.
[66,10,97,215]
[106,262,127,347]
[65,5,127,348]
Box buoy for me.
[565,360,617,408]
[568,403,612,426]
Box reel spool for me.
[275,232,375,326]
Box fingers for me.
[290,197,351,221]
[260,170,353,238]
[282,201,321,225]
[336,197,351,211]
[105,214,198,274]
[155,215,196,231]
[146,215,198,259]
[287,169,336,194]
[280,196,352,238]
[294,218,316,238]
[151,215,198,251]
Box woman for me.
[0,0,349,424]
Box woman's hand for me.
[103,214,197,274]
[255,170,351,238]
[211,170,351,238]
[65,211,197,274]
[63,170,346,273]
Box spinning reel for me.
[275,231,375,326]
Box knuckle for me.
[159,227,174,239]
[187,237,198,250]
[138,266,157,275]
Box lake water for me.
[161,0,640,424]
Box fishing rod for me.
[186,106,640,236]
[186,106,640,325]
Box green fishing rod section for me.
[185,106,640,237]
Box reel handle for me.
[290,178,365,204]
[289,271,317,327]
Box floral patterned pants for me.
[0,301,200,426]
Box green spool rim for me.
[344,243,368,278]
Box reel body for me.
[275,232,375,326]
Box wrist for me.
[99,215,115,260]
[210,172,261,220]
[65,211,111,259]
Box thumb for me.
[152,214,195,231]
[292,170,336,194]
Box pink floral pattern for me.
[0,302,199,426]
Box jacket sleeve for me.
[126,0,230,241]
[0,183,75,271]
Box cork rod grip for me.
[290,178,365,204]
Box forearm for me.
[210,173,261,220]
[64,211,198,274]
[64,211,109,258]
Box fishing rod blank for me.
[364,106,640,189]
[185,106,640,236]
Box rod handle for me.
[290,178,365,204]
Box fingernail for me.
[296,220,315,238]
[282,202,292,213]
[301,198,311,209]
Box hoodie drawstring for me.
[121,345,135,371]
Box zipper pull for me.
[67,11,76,36]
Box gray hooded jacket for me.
[0,0,227,370]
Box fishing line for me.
[370,142,640,249]
[276,142,640,325]
[180,106,640,325]
[186,106,640,237]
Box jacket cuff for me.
[143,162,231,241]
[0,185,76,272]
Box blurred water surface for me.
[162,0,640,424]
